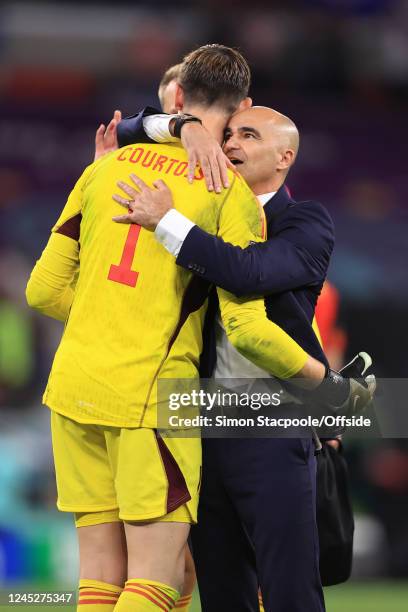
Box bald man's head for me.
[223,106,299,194]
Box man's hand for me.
[94,110,122,161]
[112,174,173,231]
[177,121,235,193]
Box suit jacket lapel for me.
[263,184,294,227]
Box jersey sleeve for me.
[25,233,78,321]
[26,162,97,321]
[216,174,308,379]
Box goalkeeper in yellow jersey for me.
[26,45,340,612]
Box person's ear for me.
[175,83,184,111]
[277,149,295,171]
[237,97,252,112]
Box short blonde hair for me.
[158,64,181,108]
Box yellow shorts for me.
[50,411,201,525]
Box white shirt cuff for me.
[143,114,179,143]
[155,209,196,257]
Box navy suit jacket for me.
[117,109,335,376]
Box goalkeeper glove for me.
[316,351,376,417]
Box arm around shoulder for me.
[117,107,164,147]
[177,199,335,296]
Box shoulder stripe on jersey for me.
[168,275,211,354]
[56,213,82,241]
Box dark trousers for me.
[191,436,326,612]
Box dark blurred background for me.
[0,0,407,608]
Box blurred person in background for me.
[315,280,347,372]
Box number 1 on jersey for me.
[108,224,141,287]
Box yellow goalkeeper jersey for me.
[27,142,307,427]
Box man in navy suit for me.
[109,106,373,611]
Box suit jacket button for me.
[188,263,194,270]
